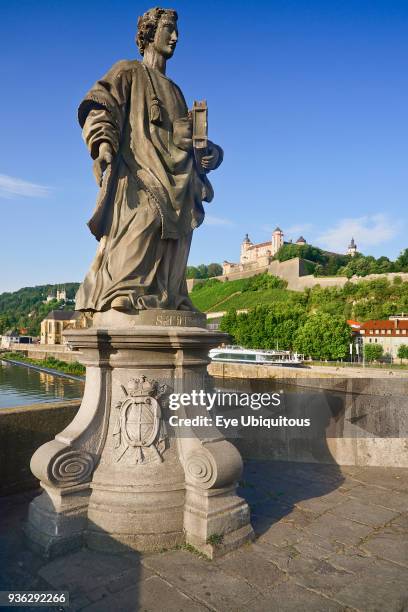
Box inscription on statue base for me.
[92,309,207,329]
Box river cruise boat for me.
[209,346,304,366]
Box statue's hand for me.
[201,143,220,171]
[93,142,113,186]
[173,116,193,151]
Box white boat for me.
[209,346,304,366]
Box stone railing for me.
[0,400,80,496]
[7,343,82,364]
[209,362,408,468]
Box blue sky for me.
[0,0,407,293]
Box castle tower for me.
[240,233,253,263]
[347,237,357,257]
[271,227,284,256]
[296,236,306,246]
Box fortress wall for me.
[210,258,306,287]
[187,259,408,294]
[292,271,408,292]
[268,258,304,288]
[348,272,408,283]
[289,275,349,291]
[213,265,270,284]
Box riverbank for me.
[208,360,408,379]
[311,359,408,370]
[4,342,83,364]
[0,352,85,380]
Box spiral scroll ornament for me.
[185,451,216,489]
[49,450,95,487]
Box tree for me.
[325,255,342,276]
[220,309,238,343]
[207,263,223,278]
[220,304,306,350]
[0,283,80,336]
[337,253,400,278]
[293,312,351,360]
[395,248,408,271]
[376,256,395,274]
[196,264,209,279]
[364,343,384,362]
[275,243,353,276]
[276,244,326,265]
[0,315,12,335]
[186,263,223,279]
[186,266,200,279]
[397,344,408,362]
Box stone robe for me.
[75,59,222,312]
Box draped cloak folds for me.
[75,59,222,312]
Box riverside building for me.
[360,315,408,359]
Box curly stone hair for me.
[136,7,178,56]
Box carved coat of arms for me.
[113,376,167,464]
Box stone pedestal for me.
[26,310,254,559]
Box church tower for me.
[240,233,253,263]
[347,238,357,257]
[56,287,67,301]
[271,227,284,256]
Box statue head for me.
[136,7,178,59]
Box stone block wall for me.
[0,401,80,495]
[209,362,408,468]
[8,344,82,364]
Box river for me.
[0,360,84,408]
[0,360,404,444]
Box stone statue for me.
[75,7,223,313]
[27,7,253,560]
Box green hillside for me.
[194,273,408,358]
[3,273,408,341]
[190,275,294,312]
[0,283,80,336]
[190,273,408,321]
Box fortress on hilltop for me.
[187,227,408,294]
[222,227,357,276]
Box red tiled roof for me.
[360,319,408,336]
[361,320,408,330]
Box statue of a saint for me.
[75,7,223,313]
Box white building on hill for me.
[224,228,308,275]
[223,228,357,276]
[45,288,67,303]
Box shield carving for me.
[113,376,167,464]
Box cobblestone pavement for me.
[1,462,407,612]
